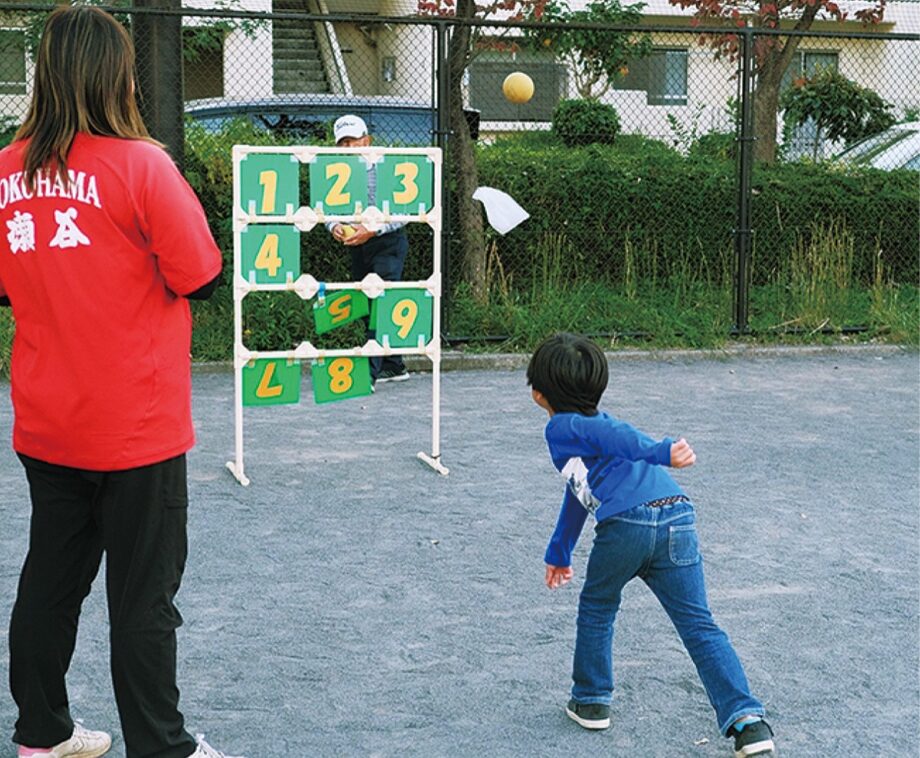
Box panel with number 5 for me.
[371,289,433,348]
[241,225,300,283]
[311,357,373,404]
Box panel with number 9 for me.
[371,289,433,348]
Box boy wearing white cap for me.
[326,114,410,384]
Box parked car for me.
[833,121,920,170]
[184,93,480,145]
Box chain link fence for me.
[0,3,916,353]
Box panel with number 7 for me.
[242,359,301,406]
[377,155,434,216]
[240,226,300,284]
[371,289,433,348]
[311,357,373,404]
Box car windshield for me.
[838,127,918,165]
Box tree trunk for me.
[447,0,488,303]
[751,10,816,164]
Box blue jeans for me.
[571,500,764,735]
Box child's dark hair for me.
[527,333,608,415]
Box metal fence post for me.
[435,20,452,336]
[733,23,755,334]
[133,0,185,169]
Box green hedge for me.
[474,137,918,288]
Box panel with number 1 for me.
[240,154,299,216]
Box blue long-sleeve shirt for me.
[543,412,684,567]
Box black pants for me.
[9,454,197,758]
[350,229,408,379]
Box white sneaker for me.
[189,735,246,758]
[18,723,111,758]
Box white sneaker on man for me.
[17,723,111,758]
[188,735,246,758]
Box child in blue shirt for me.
[528,333,775,758]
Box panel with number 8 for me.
[240,154,299,216]
[371,289,433,348]
[311,356,373,404]
[242,359,301,406]
[241,226,300,283]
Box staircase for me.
[273,0,329,94]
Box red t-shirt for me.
[0,133,222,470]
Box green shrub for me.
[552,99,620,146]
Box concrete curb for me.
[192,342,913,374]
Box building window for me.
[0,30,26,96]
[781,50,839,89]
[616,48,688,106]
[469,51,567,122]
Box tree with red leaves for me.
[667,0,887,162]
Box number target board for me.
[229,145,446,485]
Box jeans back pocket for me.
[669,523,700,566]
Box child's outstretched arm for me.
[544,488,588,588]
[670,438,696,468]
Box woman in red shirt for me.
[0,7,236,758]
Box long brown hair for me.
[15,5,157,188]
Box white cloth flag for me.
[472,186,530,235]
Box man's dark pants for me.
[9,453,197,758]
[349,229,408,379]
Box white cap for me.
[333,114,368,143]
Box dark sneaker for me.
[376,367,410,384]
[565,699,610,730]
[731,719,775,757]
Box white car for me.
[834,121,920,170]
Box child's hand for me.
[670,438,696,468]
[545,564,574,589]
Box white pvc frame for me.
[226,144,448,486]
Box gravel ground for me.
[0,346,917,758]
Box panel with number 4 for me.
[241,226,300,283]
